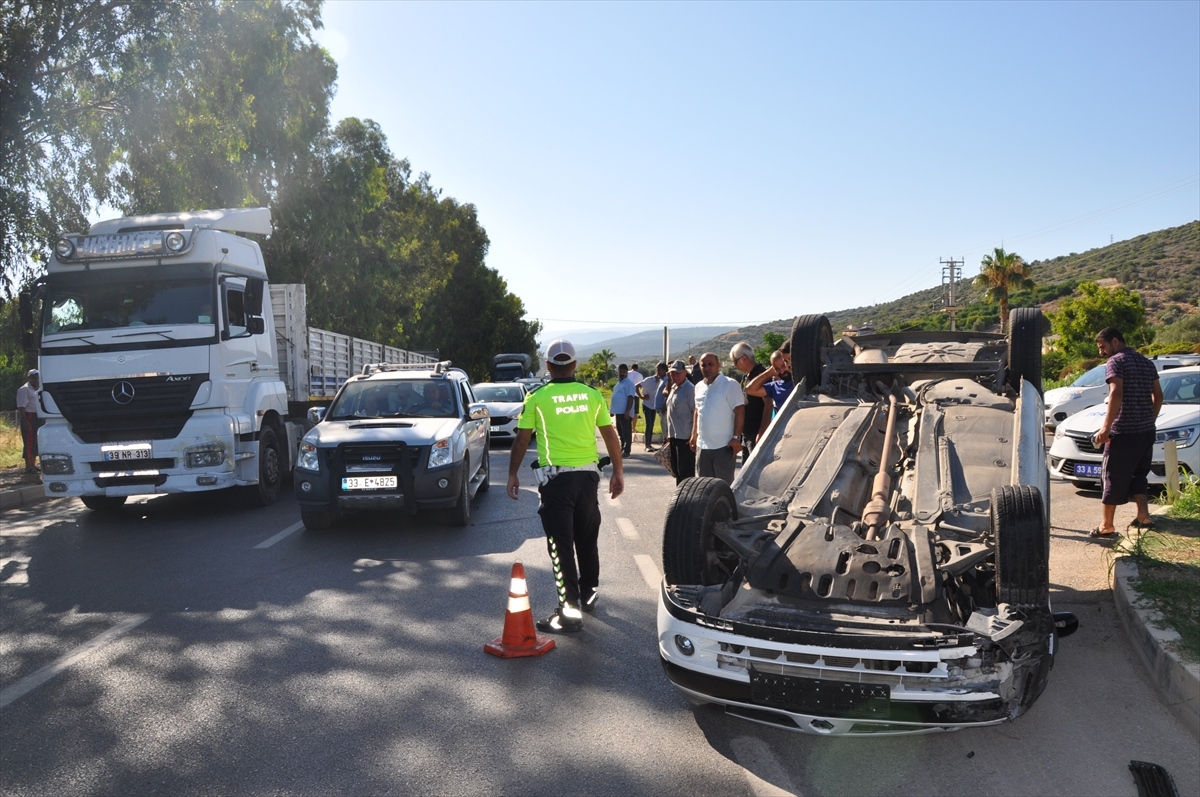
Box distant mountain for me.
[686,221,1199,355]
[573,326,740,363]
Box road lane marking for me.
[0,614,149,710]
[730,736,801,796]
[254,521,304,549]
[616,517,639,539]
[633,554,660,591]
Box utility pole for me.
[940,257,963,331]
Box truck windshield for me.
[43,276,214,335]
[329,380,460,420]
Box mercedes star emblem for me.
[112,381,135,404]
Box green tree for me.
[754,331,786,365]
[1050,281,1154,360]
[974,247,1034,333]
[596,348,615,380]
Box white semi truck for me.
[25,207,434,511]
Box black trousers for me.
[642,407,658,447]
[669,438,696,484]
[615,414,632,455]
[537,471,601,608]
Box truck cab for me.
[32,208,297,510]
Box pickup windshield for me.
[329,379,460,420]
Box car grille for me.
[1064,431,1102,454]
[45,375,205,444]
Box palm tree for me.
[974,247,1034,333]
[597,348,616,380]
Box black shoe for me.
[580,590,598,613]
[535,606,583,634]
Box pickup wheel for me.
[249,427,283,507]
[81,495,127,512]
[662,477,739,586]
[992,485,1049,608]
[301,509,335,531]
[790,314,832,395]
[1007,307,1044,396]
[448,456,471,526]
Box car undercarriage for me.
[658,310,1078,735]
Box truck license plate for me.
[1074,463,1102,478]
[102,444,152,461]
[342,476,397,491]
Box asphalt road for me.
[1,446,1197,797]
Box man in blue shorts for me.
[1091,327,1162,539]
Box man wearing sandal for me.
[1090,327,1163,540]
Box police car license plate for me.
[101,443,152,461]
[342,476,397,491]
[1075,463,1102,478]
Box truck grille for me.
[45,375,205,444]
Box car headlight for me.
[429,438,453,468]
[297,441,321,471]
[1054,426,1066,440]
[1157,425,1198,449]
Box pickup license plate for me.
[102,444,152,461]
[1074,463,1102,478]
[342,476,398,491]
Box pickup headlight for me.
[297,440,321,471]
[428,438,453,469]
[1157,425,1198,449]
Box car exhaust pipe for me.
[861,388,899,539]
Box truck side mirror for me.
[247,316,265,335]
[245,278,264,316]
[18,291,32,330]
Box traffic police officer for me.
[507,339,625,633]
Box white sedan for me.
[1044,357,1186,430]
[471,382,528,443]
[1048,366,1200,488]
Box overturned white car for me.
[658,309,1077,736]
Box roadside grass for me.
[0,415,22,469]
[1119,477,1200,663]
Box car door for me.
[459,380,486,478]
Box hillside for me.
[686,221,1199,357]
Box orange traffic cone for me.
[485,561,556,658]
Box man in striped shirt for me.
[1091,327,1163,538]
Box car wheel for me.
[81,495,127,512]
[1007,307,1044,396]
[662,477,740,586]
[991,485,1049,608]
[476,446,491,493]
[448,456,471,526]
[301,509,335,530]
[246,426,283,507]
[790,314,832,395]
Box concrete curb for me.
[1111,556,1200,740]
[0,483,54,512]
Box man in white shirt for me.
[689,352,744,483]
[609,364,636,457]
[636,362,667,452]
[627,363,643,430]
[17,369,41,474]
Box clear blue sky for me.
[315,0,1200,336]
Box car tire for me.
[662,477,740,586]
[448,456,471,527]
[81,495,127,512]
[992,485,1049,608]
[790,314,832,395]
[476,445,490,493]
[301,509,335,531]
[1007,307,1044,396]
[246,426,283,507]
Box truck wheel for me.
[992,485,1049,608]
[249,427,283,507]
[81,496,127,512]
[662,477,739,586]
[301,509,335,530]
[448,456,471,526]
[1007,307,1044,396]
[790,314,832,395]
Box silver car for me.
[295,362,490,529]
[471,382,529,443]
